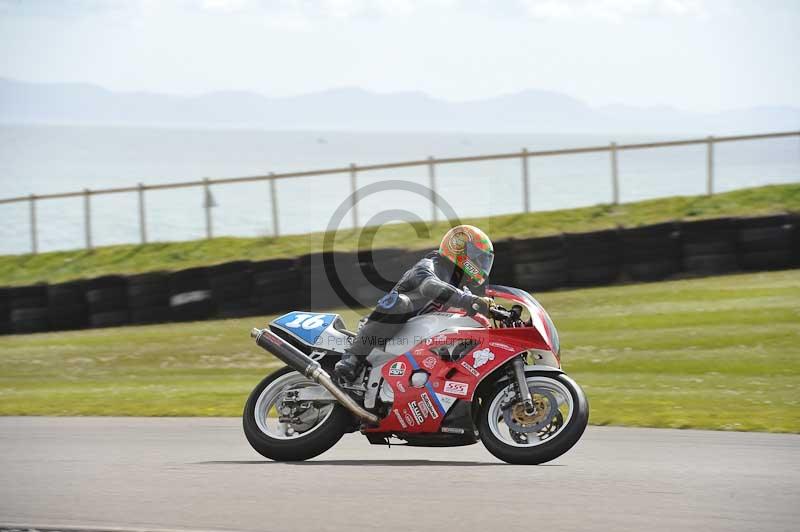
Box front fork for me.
[511,355,536,415]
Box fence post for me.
[138,183,147,244]
[610,142,620,205]
[349,163,359,229]
[428,156,438,223]
[521,148,530,213]
[269,173,280,237]
[83,188,92,250]
[203,178,213,239]
[29,194,38,254]
[706,135,714,196]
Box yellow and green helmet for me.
[438,225,494,285]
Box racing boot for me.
[334,350,363,383]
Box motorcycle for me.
[243,284,589,464]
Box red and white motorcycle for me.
[244,285,588,464]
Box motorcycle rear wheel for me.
[478,372,588,465]
[243,366,352,461]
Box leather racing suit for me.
[336,250,489,378]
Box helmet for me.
[438,225,494,285]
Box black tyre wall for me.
[127,271,171,324]
[130,306,173,325]
[357,248,407,300]
[47,280,87,306]
[252,259,301,315]
[169,267,214,322]
[0,287,10,335]
[565,229,621,286]
[792,215,800,266]
[90,310,130,328]
[512,236,568,291]
[680,218,738,275]
[489,240,515,287]
[620,222,681,281]
[9,284,48,311]
[9,284,50,333]
[127,272,170,306]
[736,215,794,270]
[0,214,796,335]
[11,307,49,333]
[86,276,128,311]
[297,251,361,310]
[209,261,257,318]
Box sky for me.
[0,0,798,112]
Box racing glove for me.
[468,296,493,316]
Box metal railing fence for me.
[2,130,798,254]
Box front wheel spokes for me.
[510,430,529,444]
[511,412,562,444]
[537,411,564,440]
[486,376,575,448]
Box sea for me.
[0,125,798,255]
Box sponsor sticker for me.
[435,393,456,411]
[396,381,406,393]
[403,409,415,426]
[409,401,425,424]
[421,392,439,419]
[443,381,469,396]
[490,341,515,352]
[393,409,407,429]
[389,361,406,376]
[460,360,479,377]
[462,260,480,278]
[418,399,430,418]
[422,356,438,370]
[472,348,495,368]
[441,426,465,434]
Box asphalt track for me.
[1,418,798,532]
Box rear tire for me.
[243,366,351,461]
[479,372,588,465]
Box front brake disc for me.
[502,389,558,433]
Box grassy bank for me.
[1,269,798,432]
[1,184,799,286]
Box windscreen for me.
[466,241,494,273]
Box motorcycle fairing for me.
[485,284,560,361]
[365,323,554,434]
[270,311,351,352]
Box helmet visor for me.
[465,241,494,275]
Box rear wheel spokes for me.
[254,373,335,440]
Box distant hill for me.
[1,77,798,134]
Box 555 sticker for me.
[443,381,469,396]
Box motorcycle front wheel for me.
[478,372,588,465]
[243,366,352,461]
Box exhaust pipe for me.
[250,328,379,424]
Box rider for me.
[334,225,495,382]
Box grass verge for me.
[1,269,798,432]
[1,183,799,286]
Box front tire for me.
[243,366,352,461]
[479,372,588,465]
